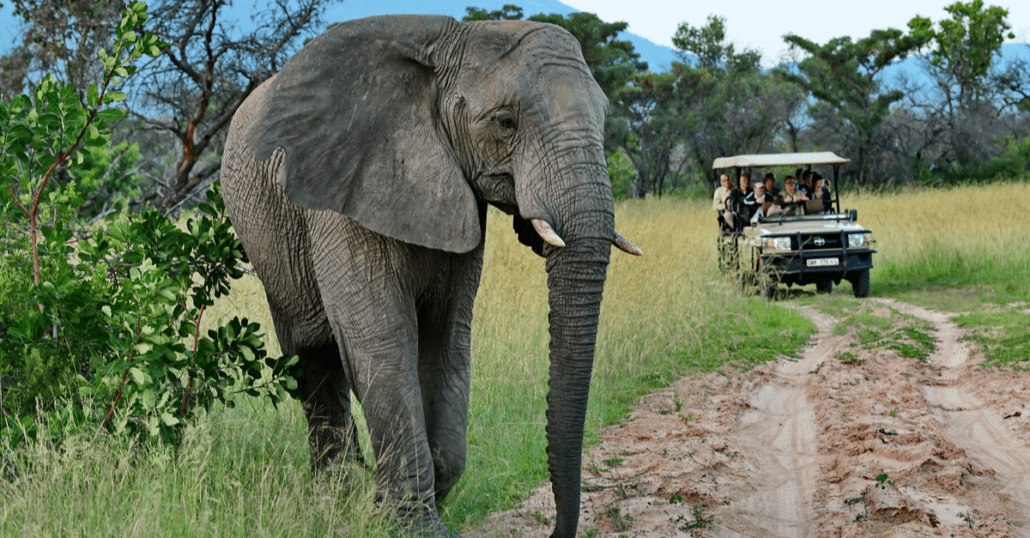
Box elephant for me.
[220,14,640,538]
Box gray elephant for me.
[220,14,640,538]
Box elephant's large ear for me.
[246,15,480,253]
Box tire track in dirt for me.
[467,299,1030,538]
[879,298,1030,534]
[711,309,837,538]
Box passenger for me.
[713,173,733,230]
[766,194,786,217]
[763,172,781,197]
[801,170,815,198]
[781,176,807,202]
[781,176,807,215]
[814,173,833,213]
[725,173,751,229]
[746,182,773,223]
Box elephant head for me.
[243,15,639,537]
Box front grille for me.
[798,234,842,250]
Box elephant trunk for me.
[541,168,614,538]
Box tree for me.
[672,14,759,72]
[463,4,524,21]
[608,64,713,197]
[462,5,646,102]
[2,0,338,213]
[1,3,298,445]
[908,1,1015,107]
[0,0,124,97]
[776,28,926,186]
[673,16,802,183]
[131,0,337,212]
[993,46,1030,113]
[908,1,1017,169]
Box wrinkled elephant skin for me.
[220,14,634,538]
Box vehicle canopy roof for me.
[712,152,850,169]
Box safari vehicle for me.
[715,152,876,299]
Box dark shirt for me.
[726,189,748,215]
[767,186,782,197]
[743,191,773,220]
[820,186,833,213]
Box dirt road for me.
[468,299,1030,537]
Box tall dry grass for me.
[846,183,1030,293]
[199,195,813,529]
[17,182,1025,535]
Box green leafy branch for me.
[0,1,165,288]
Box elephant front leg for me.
[417,307,472,502]
[347,329,447,535]
[321,287,449,532]
[416,252,482,503]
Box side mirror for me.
[849,209,858,221]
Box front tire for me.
[850,269,870,298]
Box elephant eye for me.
[493,111,517,133]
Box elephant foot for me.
[407,521,460,538]
[394,500,460,538]
[311,458,372,492]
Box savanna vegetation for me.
[3,182,1028,535]
[1,0,1028,536]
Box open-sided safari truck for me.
[714,152,876,299]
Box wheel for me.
[850,268,870,298]
[757,255,777,300]
[815,277,833,294]
[717,236,736,272]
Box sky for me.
[0,0,1028,69]
[560,0,1030,67]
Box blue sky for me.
[0,0,1027,71]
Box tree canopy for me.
[776,28,927,185]
[463,4,647,100]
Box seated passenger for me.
[814,174,833,213]
[765,194,786,217]
[713,173,733,230]
[800,170,815,198]
[763,172,781,197]
[725,173,751,230]
[781,176,808,215]
[746,182,774,223]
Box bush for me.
[0,1,298,448]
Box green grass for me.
[839,183,1029,369]
[441,197,816,528]
[4,182,1028,535]
[1,402,395,537]
[810,296,936,362]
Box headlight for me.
[848,233,871,248]
[762,237,791,250]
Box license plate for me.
[807,258,839,267]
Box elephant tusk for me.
[531,218,566,248]
[613,231,643,256]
